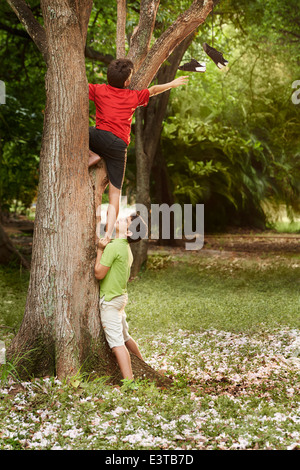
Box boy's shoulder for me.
[89,82,106,89]
[111,239,130,254]
[98,83,146,94]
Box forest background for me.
[0,0,299,234]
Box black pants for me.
[89,127,127,190]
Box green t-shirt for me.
[99,238,133,301]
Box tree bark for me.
[131,33,195,276]
[127,0,160,71]
[116,0,127,59]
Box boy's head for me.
[115,213,148,243]
[107,59,134,89]
[127,213,148,243]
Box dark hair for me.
[127,213,148,244]
[107,59,134,89]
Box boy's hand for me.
[171,76,189,88]
[98,237,110,250]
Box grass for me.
[128,252,300,334]
[0,250,299,450]
[0,265,29,332]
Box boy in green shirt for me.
[94,214,146,381]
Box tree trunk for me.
[152,146,178,247]
[152,147,175,209]
[7,1,106,379]
[131,33,195,276]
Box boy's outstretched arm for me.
[148,76,189,97]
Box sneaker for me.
[178,58,206,73]
[202,43,228,69]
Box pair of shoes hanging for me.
[178,58,206,73]
[178,43,228,73]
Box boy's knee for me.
[112,344,126,354]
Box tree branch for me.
[0,20,30,39]
[116,0,127,58]
[67,0,93,45]
[85,46,114,65]
[6,0,48,62]
[130,0,215,88]
[276,28,300,40]
[127,0,160,70]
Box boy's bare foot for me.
[89,150,101,167]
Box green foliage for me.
[147,253,173,270]
[160,2,300,230]
[0,96,41,212]
[0,2,45,212]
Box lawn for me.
[0,248,299,450]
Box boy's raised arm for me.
[94,242,110,280]
[148,76,189,97]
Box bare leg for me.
[112,345,133,380]
[89,149,101,167]
[103,182,121,241]
[125,338,143,361]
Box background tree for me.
[4,0,218,382]
[160,0,300,230]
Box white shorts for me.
[100,294,131,349]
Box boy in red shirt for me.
[89,58,188,245]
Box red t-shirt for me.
[89,83,150,145]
